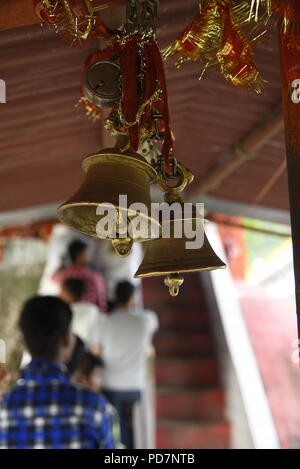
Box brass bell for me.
[57,147,159,257]
[134,224,226,296]
[134,162,225,295]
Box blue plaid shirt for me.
[0,358,115,449]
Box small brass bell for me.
[58,147,159,257]
[83,60,121,108]
[134,222,226,295]
[134,162,225,295]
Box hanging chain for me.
[141,0,159,38]
[125,0,159,37]
[124,1,178,179]
[126,0,139,35]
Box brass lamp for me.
[134,162,226,295]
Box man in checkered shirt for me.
[0,296,115,449]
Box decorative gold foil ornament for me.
[272,0,300,35]
[234,0,272,23]
[58,146,159,257]
[162,0,266,93]
[33,0,114,40]
[162,1,224,65]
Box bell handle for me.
[157,161,194,202]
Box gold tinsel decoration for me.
[272,0,300,36]
[162,0,266,93]
[248,0,272,22]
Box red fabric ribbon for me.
[120,36,140,152]
[273,0,300,23]
[119,35,173,174]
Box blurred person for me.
[20,279,99,369]
[52,239,107,312]
[93,240,143,311]
[60,278,105,342]
[89,281,158,449]
[67,345,124,449]
[0,296,114,449]
[39,225,96,296]
[71,351,104,393]
[65,335,86,379]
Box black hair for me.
[115,280,135,305]
[68,239,87,263]
[65,335,86,377]
[19,296,73,361]
[78,351,104,378]
[62,278,86,302]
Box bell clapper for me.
[112,238,133,257]
[164,273,184,297]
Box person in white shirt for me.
[60,278,105,343]
[89,281,158,449]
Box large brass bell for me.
[134,226,226,296]
[58,146,159,257]
[134,163,225,295]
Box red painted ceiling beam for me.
[0,0,39,32]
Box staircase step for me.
[144,273,229,449]
[145,293,205,309]
[154,331,214,357]
[156,388,224,421]
[156,357,219,387]
[158,309,209,331]
[156,420,230,449]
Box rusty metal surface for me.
[0,0,287,213]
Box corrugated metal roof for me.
[0,0,288,213]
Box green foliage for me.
[0,266,44,381]
[243,217,290,266]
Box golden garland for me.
[33,0,111,40]
[162,0,266,93]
